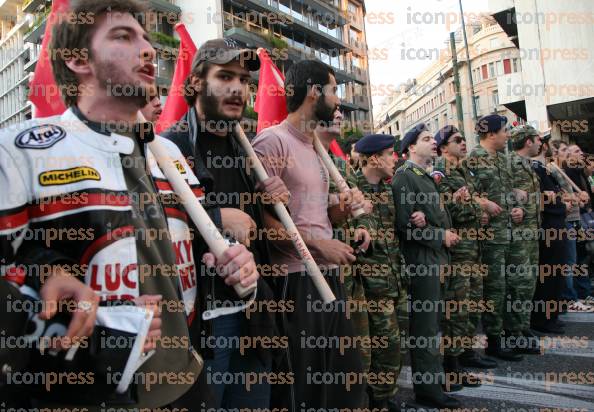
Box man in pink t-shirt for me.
[252,60,367,410]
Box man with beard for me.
[508,125,543,353]
[433,126,498,379]
[161,38,288,409]
[467,115,525,362]
[252,60,366,410]
[140,86,162,122]
[392,124,461,409]
[0,0,258,408]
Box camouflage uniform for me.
[509,152,541,334]
[348,169,408,401]
[466,146,529,338]
[329,154,371,373]
[433,157,484,356]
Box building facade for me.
[490,0,594,150]
[0,0,373,134]
[375,16,523,150]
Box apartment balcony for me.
[22,0,43,14]
[23,14,45,45]
[353,94,369,110]
[236,0,349,49]
[147,0,181,14]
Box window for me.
[482,65,488,80]
[490,38,498,49]
[503,59,512,74]
[489,62,495,78]
[348,2,358,15]
[492,90,499,107]
[512,58,521,72]
[496,61,503,76]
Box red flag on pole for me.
[29,0,69,118]
[155,23,197,133]
[254,48,288,134]
[254,49,346,159]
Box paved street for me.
[394,313,594,411]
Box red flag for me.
[29,0,69,118]
[155,23,197,133]
[254,49,288,134]
[255,49,346,159]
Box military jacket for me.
[466,146,515,244]
[349,169,402,297]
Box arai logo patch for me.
[15,124,66,149]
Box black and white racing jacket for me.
[0,108,202,316]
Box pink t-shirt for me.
[252,119,333,273]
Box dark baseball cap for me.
[192,38,260,72]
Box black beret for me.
[434,125,460,148]
[401,123,429,154]
[354,134,395,155]
[475,114,508,135]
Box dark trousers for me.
[407,264,445,398]
[270,269,366,411]
[532,238,568,327]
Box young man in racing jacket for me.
[0,0,258,409]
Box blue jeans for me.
[561,222,579,301]
[204,312,272,408]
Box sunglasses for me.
[449,136,466,144]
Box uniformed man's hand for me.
[410,211,426,228]
[480,212,490,226]
[511,207,524,224]
[353,228,371,253]
[513,189,528,203]
[483,199,503,217]
[310,239,356,265]
[362,199,374,214]
[443,230,460,248]
[256,176,290,206]
[453,186,470,203]
[220,208,256,247]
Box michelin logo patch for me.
[39,167,101,186]
[15,124,66,149]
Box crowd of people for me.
[1,0,593,410]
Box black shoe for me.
[532,322,565,335]
[416,393,462,409]
[508,332,541,355]
[485,335,523,361]
[387,399,401,412]
[443,355,482,387]
[459,349,498,369]
[442,382,464,392]
[370,397,389,411]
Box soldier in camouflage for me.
[350,133,409,410]
[467,115,525,362]
[508,125,543,355]
[433,126,498,375]
[316,110,373,379]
